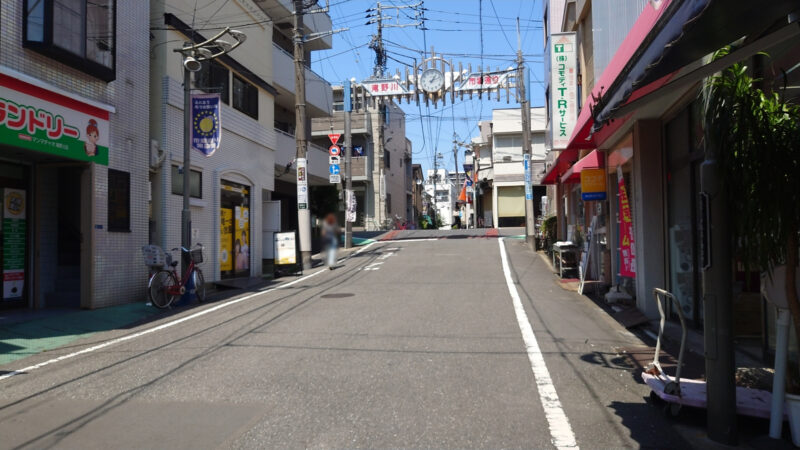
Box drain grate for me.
[320,293,355,299]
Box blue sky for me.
[310,0,545,174]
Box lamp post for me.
[174,28,246,269]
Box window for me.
[24,0,116,81]
[108,169,130,232]
[384,149,391,169]
[195,61,230,104]
[171,165,202,199]
[386,194,391,213]
[233,75,258,119]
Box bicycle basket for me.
[190,247,204,264]
[142,245,166,268]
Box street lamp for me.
[174,28,246,267]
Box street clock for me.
[419,68,444,93]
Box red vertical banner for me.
[618,169,636,278]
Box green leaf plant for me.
[704,47,800,388]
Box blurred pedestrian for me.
[322,213,340,269]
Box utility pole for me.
[293,0,312,269]
[292,1,346,266]
[518,18,535,247]
[453,134,459,227]
[344,80,353,248]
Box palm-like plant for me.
[704,48,800,384]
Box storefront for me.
[0,70,113,309]
[220,180,251,280]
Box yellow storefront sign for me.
[220,208,233,272]
[580,168,607,201]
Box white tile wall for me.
[1,1,152,308]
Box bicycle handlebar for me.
[170,243,203,253]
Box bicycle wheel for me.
[148,270,178,309]
[193,268,206,303]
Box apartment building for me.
[311,87,411,230]
[0,1,150,309]
[149,0,332,281]
[423,169,457,229]
[471,108,547,228]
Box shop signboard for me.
[219,208,233,272]
[549,33,577,150]
[580,168,607,201]
[275,232,297,265]
[3,188,25,299]
[361,79,407,96]
[0,73,110,165]
[191,94,221,157]
[618,168,636,277]
[524,155,532,200]
[296,158,308,210]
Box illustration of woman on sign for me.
[84,119,99,157]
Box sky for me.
[310,0,545,175]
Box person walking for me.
[322,213,340,269]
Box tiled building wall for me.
[153,78,276,281]
[1,1,152,308]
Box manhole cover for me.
[320,293,354,299]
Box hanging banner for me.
[456,70,513,91]
[0,73,110,165]
[296,157,308,210]
[549,33,577,149]
[234,206,250,272]
[3,189,26,299]
[618,168,636,278]
[219,208,233,272]
[346,190,357,223]
[362,79,408,96]
[191,93,221,157]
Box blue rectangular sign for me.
[329,164,340,175]
[582,192,607,201]
[191,94,221,157]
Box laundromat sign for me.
[0,74,109,165]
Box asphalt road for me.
[0,229,690,449]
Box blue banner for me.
[191,94,221,157]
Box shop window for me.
[195,61,230,104]
[233,75,258,119]
[23,0,116,81]
[108,169,130,232]
[171,165,202,199]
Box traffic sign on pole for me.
[329,155,341,165]
[329,145,341,156]
[328,133,341,145]
[329,174,341,183]
[329,164,340,175]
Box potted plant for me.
[704,47,800,442]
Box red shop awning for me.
[540,149,578,185]
[565,0,675,151]
[560,149,604,184]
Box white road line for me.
[0,242,378,383]
[498,238,578,449]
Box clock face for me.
[419,68,444,92]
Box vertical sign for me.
[524,154,533,200]
[580,168,607,201]
[618,167,636,277]
[235,206,250,272]
[296,157,308,210]
[191,94,221,157]
[219,208,233,272]
[3,189,25,299]
[274,232,297,265]
[549,33,577,149]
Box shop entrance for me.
[220,180,251,280]
[48,167,84,307]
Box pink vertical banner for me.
[618,169,636,278]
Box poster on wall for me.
[0,73,110,165]
[234,206,250,272]
[3,188,26,299]
[219,208,233,272]
[191,94,221,157]
[618,167,636,277]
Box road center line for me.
[498,238,578,449]
[0,242,378,382]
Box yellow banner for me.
[220,208,233,272]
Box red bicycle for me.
[147,244,206,308]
